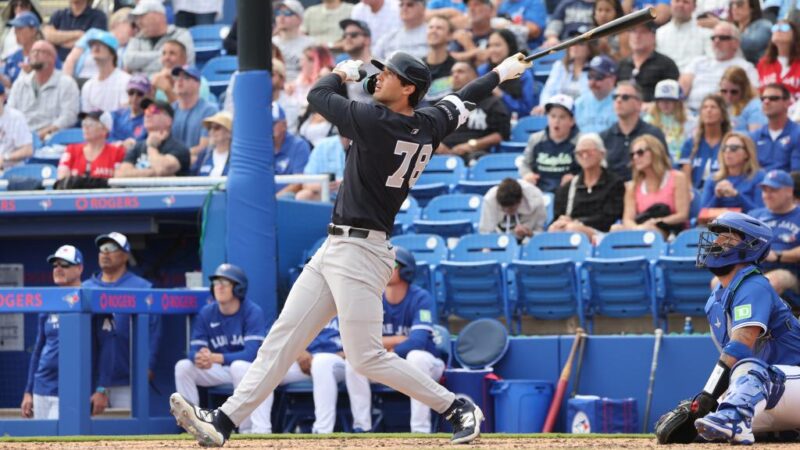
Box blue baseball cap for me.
[9,12,40,28]
[760,170,794,189]
[171,64,201,81]
[272,102,286,122]
[47,245,83,265]
[95,232,131,253]
[88,30,119,52]
[588,55,618,77]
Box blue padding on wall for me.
[275,199,331,304]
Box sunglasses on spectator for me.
[274,9,295,16]
[212,278,233,287]
[613,93,639,101]
[722,143,745,152]
[720,88,740,96]
[342,31,365,39]
[711,35,734,41]
[630,148,649,158]
[145,104,164,115]
[99,242,121,254]
[52,261,74,269]
[760,95,785,102]
[127,90,144,97]
[772,23,791,33]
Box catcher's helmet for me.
[696,212,772,269]
[394,246,417,284]
[209,263,248,300]
[366,51,431,106]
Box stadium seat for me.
[654,256,713,326]
[1,163,57,190]
[510,115,547,142]
[689,188,702,227]
[496,141,527,153]
[390,233,448,304]
[436,233,518,328]
[532,49,565,83]
[410,155,466,207]
[393,196,420,235]
[288,236,327,287]
[31,132,43,150]
[668,228,704,257]
[190,24,226,66]
[543,192,554,226]
[456,153,523,195]
[508,232,591,331]
[412,193,482,238]
[594,230,665,260]
[202,55,238,97]
[46,127,84,146]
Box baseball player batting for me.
[169,50,532,446]
[655,212,800,445]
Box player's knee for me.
[310,353,335,375]
[405,349,428,367]
[346,351,381,375]
[229,359,251,376]
[175,358,194,377]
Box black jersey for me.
[307,74,462,234]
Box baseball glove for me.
[654,394,717,444]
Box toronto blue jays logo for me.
[145,294,154,309]
[62,290,80,308]
[39,199,52,211]
[162,195,176,207]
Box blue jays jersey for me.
[25,314,60,396]
[306,317,343,354]
[189,300,267,365]
[749,206,800,275]
[705,265,800,366]
[382,285,438,358]
[83,271,162,387]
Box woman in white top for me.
[533,27,594,114]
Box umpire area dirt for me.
[3,437,800,450]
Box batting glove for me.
[334,59,364,82]
[440,95,472,128]
[492,52,532,83]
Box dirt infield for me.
[3,435,800,450]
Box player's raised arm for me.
[306,61,370,138]
[452,53,532,104]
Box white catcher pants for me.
[751,364,800,433]
[346,349,445,433]
[218,232,456,427]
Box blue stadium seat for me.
[496,141,527,153]
[288,236,327,287]
[190,24,226,66]
[390,234,448,304]
[202,55,238,97]
[393,196,420,235]
[689,188,702,227]
[508,232,591,330]
[436,233,518,328]
[543,191,554,226]
[654,256,713,325]
[31,132,43,150]
[668,228,704,257]
[532,49,565,83]
[410,155,466,207]
[46,127,84,146]
[510,115,547,142]
[594,230,665,260]
[1,163,57,189]
[412,193,482,239]
[456,153,522,195]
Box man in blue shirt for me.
[174,264,269,434]
[346,247,444,433]
[171,65,218,163]
[110,74,150,147]
[296,135,348,202]
[21,245,83,420]
[574,55,618,134]
[750,83,800,173]
[657,212,800,444]
[748,170,800,296]
[82,232,161,416]
[273,102,310,196]
[496,0,547,49]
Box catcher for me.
[655,212,800,445]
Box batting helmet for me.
[394,246,417,284]
[696,212,772,269]
[209,263,248,300]
[366,51,431,106]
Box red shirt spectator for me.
[57,111,125,179]
[757,59,800,98]
[756,21,800,100]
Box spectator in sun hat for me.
[192,111,232,177]
[80,30,131,113]
[20,244,84,420]
[110,74,152,147]
[83,232,161,417]
[644,79,693,163]
[519,94,581,193]
[574,54,618,134]
[57,110,125,181]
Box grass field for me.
[2,433,800,450]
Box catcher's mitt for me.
[655,394,717,444]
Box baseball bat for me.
[642,328,664,433]
[542,328,584,433]
[569,330,588,399]
[524,7,656,62]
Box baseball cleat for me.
[695,409,754,445]
[444,397,484,444]
[170,393,229,447]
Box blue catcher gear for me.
[696,212,773,269]
[209,263,248,300]
[394,246,416,284]
[695,358,786,445]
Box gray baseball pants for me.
[219,227,456,426]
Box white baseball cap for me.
[47,245,83,265]
[131,0,166,16]
[654,79,681,101]
[79,111,114,132]
[545,94,575,117]
[95,231,131,253]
